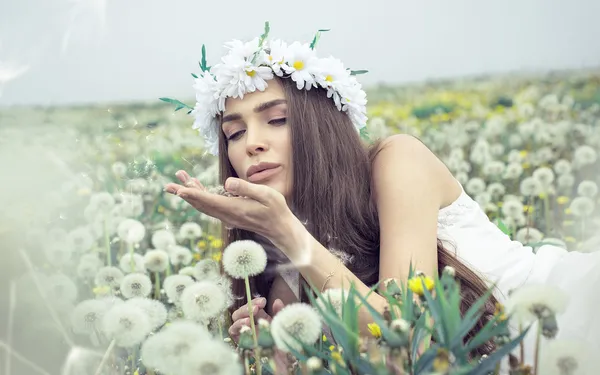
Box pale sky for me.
[1,0,599,107]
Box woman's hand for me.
[229,298,291,375]
[164,170,301,246]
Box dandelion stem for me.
[519,322,524,365]
[94,339,116,375]
[128,242,135,272]
[154,272,161,299]
[0,341,52,375]
[104,218,111,266]
[533,321,542,375]
[543,195,551,233]
[17,248,75,347]
[244,276,262,375]
[4,281,16,375]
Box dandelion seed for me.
[151,229,176,250]
[143,249,170,272]
[515,227,544,245]
[315,288,347,317]
[271,303,322,353]
[117,219,146,244]
[520,177,543,196]
[44,243,73,266]
[577,180,598,198]
[164,274,194,304]
[193,259,221,281]
[120,273,152,299]
[465,177,486,195]
[505,284,568,325]
[503,163,523,179]
[95,266,124,288]
[141,321,212,373]
[101,304,151,347]
[569,196,595,217]
[169,246,193,266]
[222,240,267,279]
[71,299,110,334]
[119,253,147,274]
[179,222,203,240]
[501,200,524,219]
[125,297,167,330]
[181,280,230,321]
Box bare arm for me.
[272,134,455,334]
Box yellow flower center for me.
[325,75,333,82]
[246,70,256,77]
[268,55,273,61]
[293,60,304,70]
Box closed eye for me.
[269,118,287,125]
[227,130,245,141]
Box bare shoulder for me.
[372,134,461,207]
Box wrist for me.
[269,212,309,255]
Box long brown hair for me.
[217,78,496,356]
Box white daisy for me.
[281,41,318,90]
[265,39,288,76]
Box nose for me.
[245,127,269,156]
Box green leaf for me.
[200,44,208,72]
[258,21,271,47]
[421,280,448,346]
[469,327,530,375]
[159,97,194,112]
[359,127,371,142]
[350,69,369,75]
[450,287,495,350]
[413,344,440,374]
[191,73,198,78]
[309,28,331,50]
[496,218,511,236]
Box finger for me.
[175,170,205,189]
[228,317,251,337]
[254,308,271,322]
[272,298,285,316]
[190,177,206,190]
[225,178,274,206]
[232,298,267,321]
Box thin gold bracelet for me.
[320,271,336,293]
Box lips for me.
[246,162,282,183]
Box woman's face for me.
[222,79,293,201]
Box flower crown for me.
[161,22,370,156]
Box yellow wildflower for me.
[519,150,528,158]
[157,205,166,213]
[331,350,343,363]
[407,275,435,296]
[432,348,451,373]
[497,202,503,207]
[193,253,202,261]
[538,192,547,199]
[523,205,534,213]
[212,252,222,262]
[564,208,572,215]
[197,240,207,250]
[210,239,223,249]
[367,323,382,339]
[494,302,507,321]
[557,196,569,205]
[565,236,577,243]
[563,220,574,226]
[322,334,328,342]
[329,345,336,351]
[93,285,111,296]
[207,235,215,241]
[522,163,530,169]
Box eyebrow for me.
[221,99,287,124]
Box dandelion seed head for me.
[119,253,147,274]
[271,303,322,353]
[95,266,124,288]
[125,297,168,330]
[569,196,595,217]
[222,240,267,279]
[179,222,203,239]
[101,303,152,347]
[71,298,110,334]
[164,274,194,304]
[193,259,220,281]
[181,280,230,321]
[151,229,176,250]
[505,284,568,324]
[117,219,146,244]
[144,249,170,272]
[120,273,152,299]
[577,180,598,198]
[169,246,193,266]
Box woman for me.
[164,29,600,369]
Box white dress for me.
[438,180,600,371]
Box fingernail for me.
[227,179,239,190]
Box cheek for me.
[227,147,245,177]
